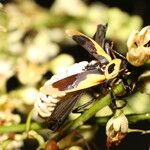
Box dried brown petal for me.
[45,140,59,150]
[106,131,127,147]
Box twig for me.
[62,83,124,132]
[96,113,150,125]
[0,83,124,135]
[0,123,42,134]
[26,109,34,132]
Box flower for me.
[106,110,128,147]
[0,133,23,150]
[0,112,23,149]
[127,26,150,66]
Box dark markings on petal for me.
[144,40,150,47]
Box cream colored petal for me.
[113,117,121,132]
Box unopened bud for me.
[106,111,128,147]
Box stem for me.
[128,113,150,123]
[28,130,45,146]
[128,129,146,133]
[96,113,150,125]
[0,84,149,135]
[63,83,124,132]
[26,109,34,132]
[0,123,42,134]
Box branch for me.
[0,74,149,135]
[0,83,124,134]
[96,113,150,125]
[63,83,125,132]
[0,123,42,134]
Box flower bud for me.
[106,111,128,147]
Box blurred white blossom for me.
[0,111,21,125]
[49,53,75,74]
[19,87,39,105]
[0,134,23,150]
[50,0,87,17]
[17,59,45,85]
[26,41,59,64]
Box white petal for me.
[106,117,114,135]
[121,116,128,133]
[113,117,121,132]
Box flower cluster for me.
[0,112,23,149]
